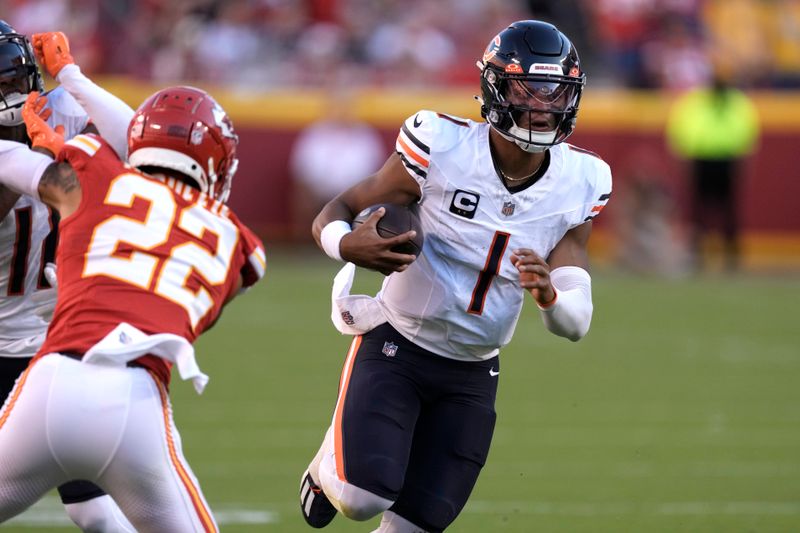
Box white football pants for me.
[0,354,218,532]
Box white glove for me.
[44,262,57,288]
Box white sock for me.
[307,425,333,483]
[307,424,394,521]
[318,448,393,521]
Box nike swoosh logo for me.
[489,368,499,377]
[413,114,422,128]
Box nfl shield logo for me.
[340,310,355,326]
[382,341,398,357]
[502,201,515,216]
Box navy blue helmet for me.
[478,20,585,152]
[0,20,43,126]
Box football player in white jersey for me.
[0,23,134,532]
[300,20,612,532]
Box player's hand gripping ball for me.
[352,203,424,255]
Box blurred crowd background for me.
[3,0,799,90]
[3,0,799,275]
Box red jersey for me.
[37,134,266,385]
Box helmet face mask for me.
[0,20,43,127]
[478,20,585,153]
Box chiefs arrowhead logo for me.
[211,103,236,139]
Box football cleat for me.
[300,470,337,528]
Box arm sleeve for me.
[0,140,54,200]
[538,266,593,342]
[56,64,135,158]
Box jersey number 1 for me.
[467,231,510,315]
[7,207,59,296]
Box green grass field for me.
[8,252,800,532]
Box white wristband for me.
[320,220,352,261]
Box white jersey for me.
[378,110,612,361]
[0,87,88,357]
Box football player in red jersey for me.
[0,85,266,531]
[0,22,136,531]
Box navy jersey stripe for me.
[37,208,60,289]
[397,152,428,179]
[8,207,32,296]
[567,144,601,159]
[436,113,469,127]
[400,124,430,155]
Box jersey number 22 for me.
[83,173,239,329]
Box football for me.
[352,203,424,256]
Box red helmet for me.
[127,86,239,202]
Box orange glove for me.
[31,32,74,78]
[23,92,65,156]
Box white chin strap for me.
[498,126,556,153]
[0,93,28,126]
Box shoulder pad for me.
[395,110,473,180]
[564,145,612,222]
[58,134,115,173]
[62,134,104,158]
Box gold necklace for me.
[499,159,543,183]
